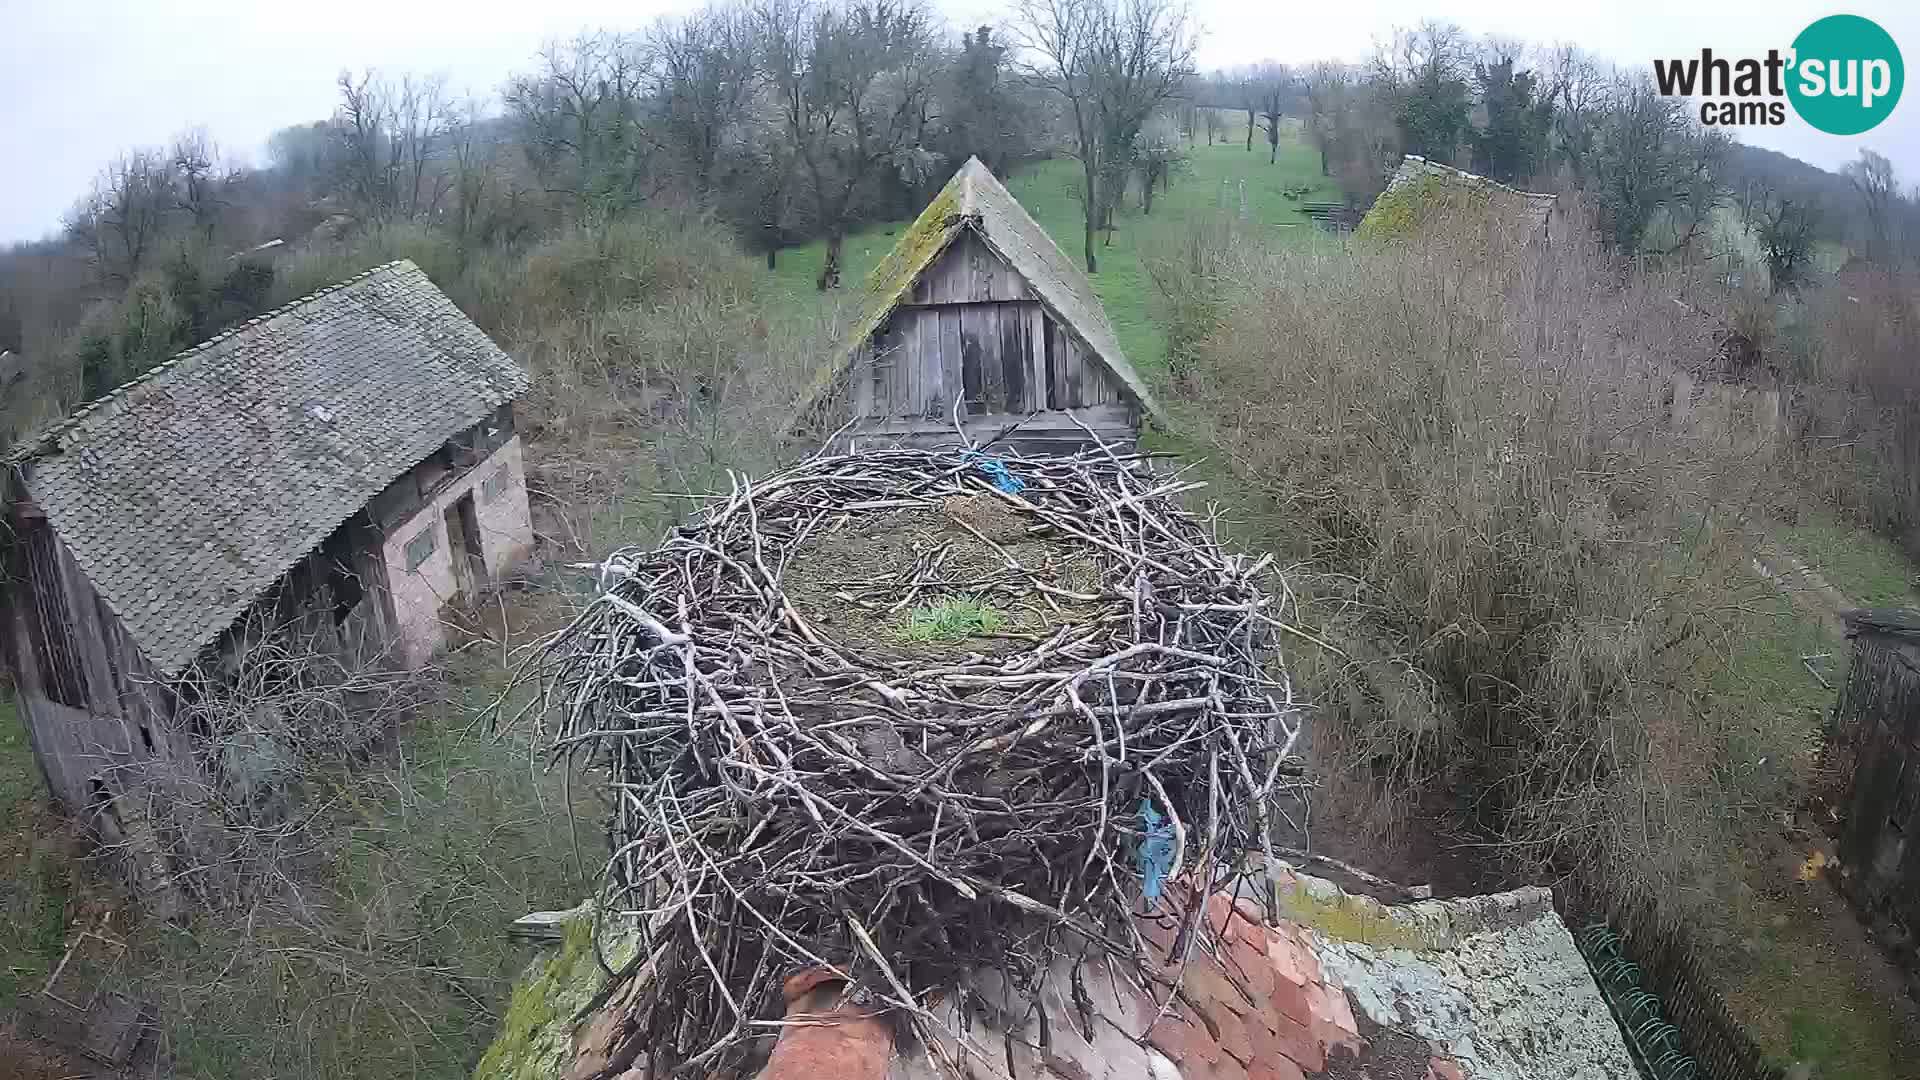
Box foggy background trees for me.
[7,0,1920,449]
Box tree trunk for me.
[1245,111,1254,151]
[1142,171,1156,214]
[1270,138,1278,165]
[766,245,778,271]
[1319,145,1330,175]
[1081,164,1099,274]
[818,230,843,291]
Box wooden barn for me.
[1835,607,1920,969]
[813,156,1163,454]
[1,260,533,903]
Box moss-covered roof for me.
[805,157,1163,424]
[1358,155,1556,241]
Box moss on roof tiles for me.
[16,260,528,675]
[806,157,1163,425]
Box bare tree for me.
[1846,148,1899,266]
[334,70,455,223]
[757,0,937,290]
[170,128,226,246]
[1301,62,1349,178]
[1588,72,1728,255]
[1133,113,1185,213]
[1751,191,1819,294]
[654,6,760,200]
[445,98,502,248]
[66,150,177,284]
[1543,44,1606,180]
[1015,0,1198,273]
[505,33,658,217]
[1248,62,1293,165]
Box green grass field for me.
[769,124,1339,371]
[0,688,72,1005]
[1778,505,1920,608]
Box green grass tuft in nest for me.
[900,597,1005,643]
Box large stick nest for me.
[521,442,1307,1077]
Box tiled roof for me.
[809,156,1164,423]
[493,865,1637,1080]
[11,260,528,675]
[1371,154,1557,233]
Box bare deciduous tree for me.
[1846,148,1899,266]
[757,0,937,290]
[335,70,455,224]
[1543,44,1606,180]
[1015,0,1197,273]
[171,128,226,246]
[506,34,659,217]
[654,7,760,200]
[1248,62,1294,165]
[66,150,177,284]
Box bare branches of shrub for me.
[1177,200,1790,914]
[95,612,427,908]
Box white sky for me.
[2,0,1916,244]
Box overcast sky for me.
[2,0,1916,245]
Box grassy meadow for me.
[769,119,1340,370]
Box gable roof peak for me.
[812,156,1163,423]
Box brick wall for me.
[380,436,534,666]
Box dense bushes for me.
[1178,205,1797,914]
[1784,268,1920,562]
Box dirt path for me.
[1752,535,1856,637]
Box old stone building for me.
[810,157,1164,455]
[0,259,532,864]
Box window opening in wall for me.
[404,526,437,572]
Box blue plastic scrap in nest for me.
[1137,799,1176,901]
[964,451,1026,495]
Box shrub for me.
[1784,268,1920,560]
[1179,196,1793,915]
[1144,213,1239,386]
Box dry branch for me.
[513,442,1305,1077]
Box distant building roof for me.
[1362,155,1557,237]
[1843,607,1920,640]
[9,260,528,675]
[808,156,1163,423]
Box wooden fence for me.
[1569,888,1784,1080]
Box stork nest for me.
[519,443,1310,1077]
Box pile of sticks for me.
[520,442,1308,1077]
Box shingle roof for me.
[808,156,1163,422]
[10,260,528,675]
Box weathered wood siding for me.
[1,509,184,813]
[852,230,1130,427]
[1836,626,1920,945]
[846,402,1139,457]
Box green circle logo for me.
[1788,15,1904,135]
